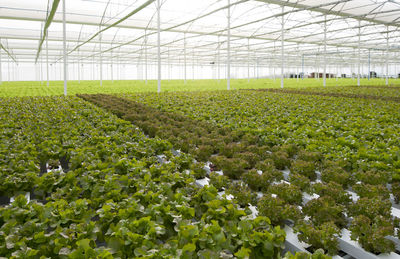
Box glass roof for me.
[0,0,399,68]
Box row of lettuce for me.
[0,96,316,258]
[80,94,400,255]
[282,84,400,98]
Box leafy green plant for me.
[302,196,347,228]
[242,169,263,191]
[210,156,249,179]
[257,196,302,226]
[233,152,260,168]
[350,215,395,254]
[352,183,390,200]
[190,162,208,179]
[270,150,291,170]
[289,173,311,192]
[355,170,389,185]
[349,197,392,220]
[295,221,340,255]
[268,183,303,205]
[312,182,351,206]
[320,166,352,188]
[194,145,214,162]
[226,181,257,207]
[392,182,400,203]
[297,150,323,163]
[290,160,317,181]
[209,172,229,191]
[281,144,299,158]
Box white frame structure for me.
[0,0,399,94]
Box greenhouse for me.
[0,0,400,258]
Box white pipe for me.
[62,0,67,95]
[0,47,2,85]
[227,0,231,90]
[8,56,10,82]
[168,47,170,81]
[145,31,148,84]
[248,38,250,83]
[193,52,195,80]
[184,33,187,84]
[100,32,103,86]
[40,53,43,84]
[157,0,161,93]
[368,49,370,80]
[386,26,389,86]
[281,5,284,88]
[46,35,49,85]
[323,15,327,87]
[301,54,304,80]
[217,36,220,83]
[78,48,80,83]
[357,21,361,86]
[111,49,113,83]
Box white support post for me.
[368,49,371,80]
[272,43,275,81]
[227,0,231,90]
[386,26,389,86]
[193,52,195,80]
[62,0,67,95]
[281,6,284,88]
[301,54,304,80]
[111,49,114,83]
[40,54,43,85]
[336,47,339,82]
[297,44,299,82]
[8,56,10,82]
[256,58,259,79]
[247,38,250,83]
[357,21,361,86]
[78,48,80,83]
[100,33,103,86]
[0,47,2,85]
[184,33,187,84]
[255,52,258,80]
[117,51,120,81]
[217,36,220,83]
[323,15,327,87]
[157,0,161,93]
[168,47,170,81]
[145,33,148,84]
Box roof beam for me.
[0,42,18,64]
[68,0,155,55]
[254,0,400,27]
[35,0,60,63]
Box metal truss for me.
[0,0,399,89]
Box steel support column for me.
[184,33,187,84]
[62,0,67,95]
[281,5,284,88]
[301,54,304,80]
[78,48,81,83]
[145,31,148,84]
[323,15,327,87]
[357,21,361,86]
[111,49,113,83]
[248,38,250,83]
[157,0,161,93]
[0,47,2,85]
[368,49,371,80]
[217,36,220,83]
[386,26,389,86]
[100,33,103,86]
[227,0,231,90]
